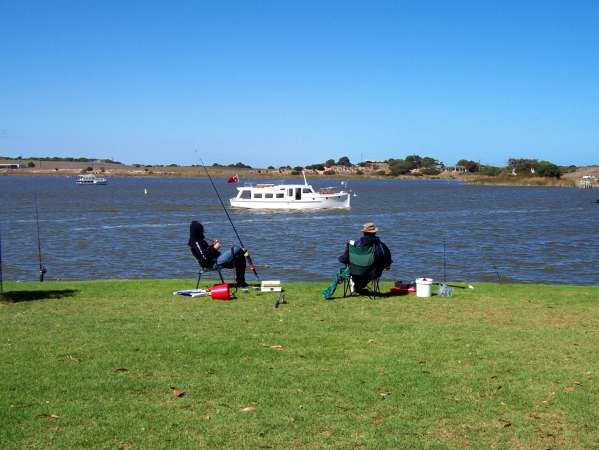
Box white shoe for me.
[350,279,355,292]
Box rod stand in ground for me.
[275,293,287,308]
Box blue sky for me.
[1,1,597,169]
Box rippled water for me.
[1,176,597,285]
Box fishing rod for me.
[34,192,47,282]
[488,253,501,283]
[0,222,3,300]
[442,222,447,283]
[197,156,260,281]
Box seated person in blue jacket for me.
[188,220,248,287]
[338,222,393,288]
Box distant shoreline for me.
[1,164,597,187]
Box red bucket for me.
[210,284,230,300]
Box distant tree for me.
[27,161,35,168]
[388,158,414,176]
[325,159,335,167]
[85,166,93,172]
[536,162,562,178]
[480,167,503,176]
[323,169,335,175]
[293,166,304,172]
[337,156,350,166]
[290,170,301,175]
[457,159,480,172]
[267,166,275,170]
[420,157,437,168]
[405,154,422,166]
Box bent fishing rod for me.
[34,192,47,282]
[198,157,260,281]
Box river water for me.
[1,176,597,286]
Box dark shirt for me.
[338,234,393,276]
[188,221,221,266]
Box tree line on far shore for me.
[213,155,569,179]
[2,154,576,179]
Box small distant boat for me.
[76,174,107,185]
[230,171,350,210]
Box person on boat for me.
[188,220,248,287]
[338,222,393,288]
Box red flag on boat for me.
[227,174,239,183]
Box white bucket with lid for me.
[415,278,433,297]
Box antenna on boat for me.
[302,170,308,186]
[197,155,260,281]
[34,192,47,282]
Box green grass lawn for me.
[1,279,598,449]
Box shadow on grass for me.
[327,291,401,300]
[1,289,79,303]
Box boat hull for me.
[76,174,107,185]
[230,194,350,209]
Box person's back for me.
[338,222,392,279]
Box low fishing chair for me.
[195,263,225,289]
[342,242,381,299]
[191,247,236,289]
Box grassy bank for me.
[1,280,598,449]
[466,176,578,187]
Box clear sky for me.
[1,1,597,169]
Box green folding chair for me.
[343,242,380,299]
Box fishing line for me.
[197,155,260,281]
[34,192,47,282]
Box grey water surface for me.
[1,176,597,285]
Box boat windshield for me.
[319,187,338,195]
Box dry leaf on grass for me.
[67,355,81,362]
[170,386,185,397]
[241,406,256,412]
[39,414,59,419]
[115,368,128,373]
[270,345,283,350]
[380,391,391,396]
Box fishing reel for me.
[39,266,47,282]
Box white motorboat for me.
[76,174,107,185]
[230,172,350,210]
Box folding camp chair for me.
[191,247,236,289]
[343,242,381,299]
[195,262,225,289]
